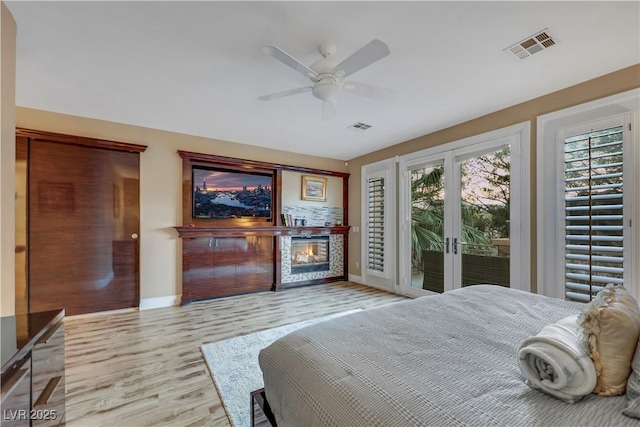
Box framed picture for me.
[302,175,327,202]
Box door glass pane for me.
[459,147,511,287]
[410,162,445,292]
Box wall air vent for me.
[504,28,556,61]
[348,122,372,132]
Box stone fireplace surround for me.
[281,234,344,284]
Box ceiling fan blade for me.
[261,45,319,80]
[345,81,394,102]
[322,100,337,121]
[331,39,390,78]
[258,86,312,101]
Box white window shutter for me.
[361,157,397,291]
[367,177,385,273]
[563,126,625,302]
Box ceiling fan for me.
[258,39,391,120]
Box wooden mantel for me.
[174,225,350,238]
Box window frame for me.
[537,89,639,301]
[558,119,627,301]
[361,157,397,291]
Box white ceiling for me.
[6,1,640,161]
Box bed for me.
[258,285,636,426]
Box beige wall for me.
[1,2,16,316]
[281,170,343,208]
[346,64,640,293]
[15,107,347,303]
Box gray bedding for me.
[258,285,636,426]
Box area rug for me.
[200,310,360,427]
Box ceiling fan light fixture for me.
[259,39,390,118]
[312,82,342,101]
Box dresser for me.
[1,310,65,426]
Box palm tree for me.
[410,166,490,271]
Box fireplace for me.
[291,236,330,274]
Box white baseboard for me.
[139,295,181,310]
[348,274,402,295]
[348,274,364,284]
[67,307,137,320]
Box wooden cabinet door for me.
[255,236,274,288]
[235,237,258,290]
[211,238,236,294]
[183,238,214,302]
[183,237,236,301]
[236,236,273,292]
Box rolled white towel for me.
[518,315,596,403]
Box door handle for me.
[445,237,450,254]
[131,233,138,240]
[453,237,458,255]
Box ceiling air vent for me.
[348,122,372,132]
[504,28,556,61]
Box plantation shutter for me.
[367,177,385,273]
[563,125,625,302]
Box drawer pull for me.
[37,321,63,344]
[34,376,62,407]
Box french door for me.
[399,125,529,297]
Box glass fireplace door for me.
[291,236,330,274]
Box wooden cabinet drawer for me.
[1,360,31,427]
[32,321,65,427]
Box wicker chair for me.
[422,250,510,292]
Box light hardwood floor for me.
[64,281,408,426]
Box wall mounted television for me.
[192,166,273,221]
